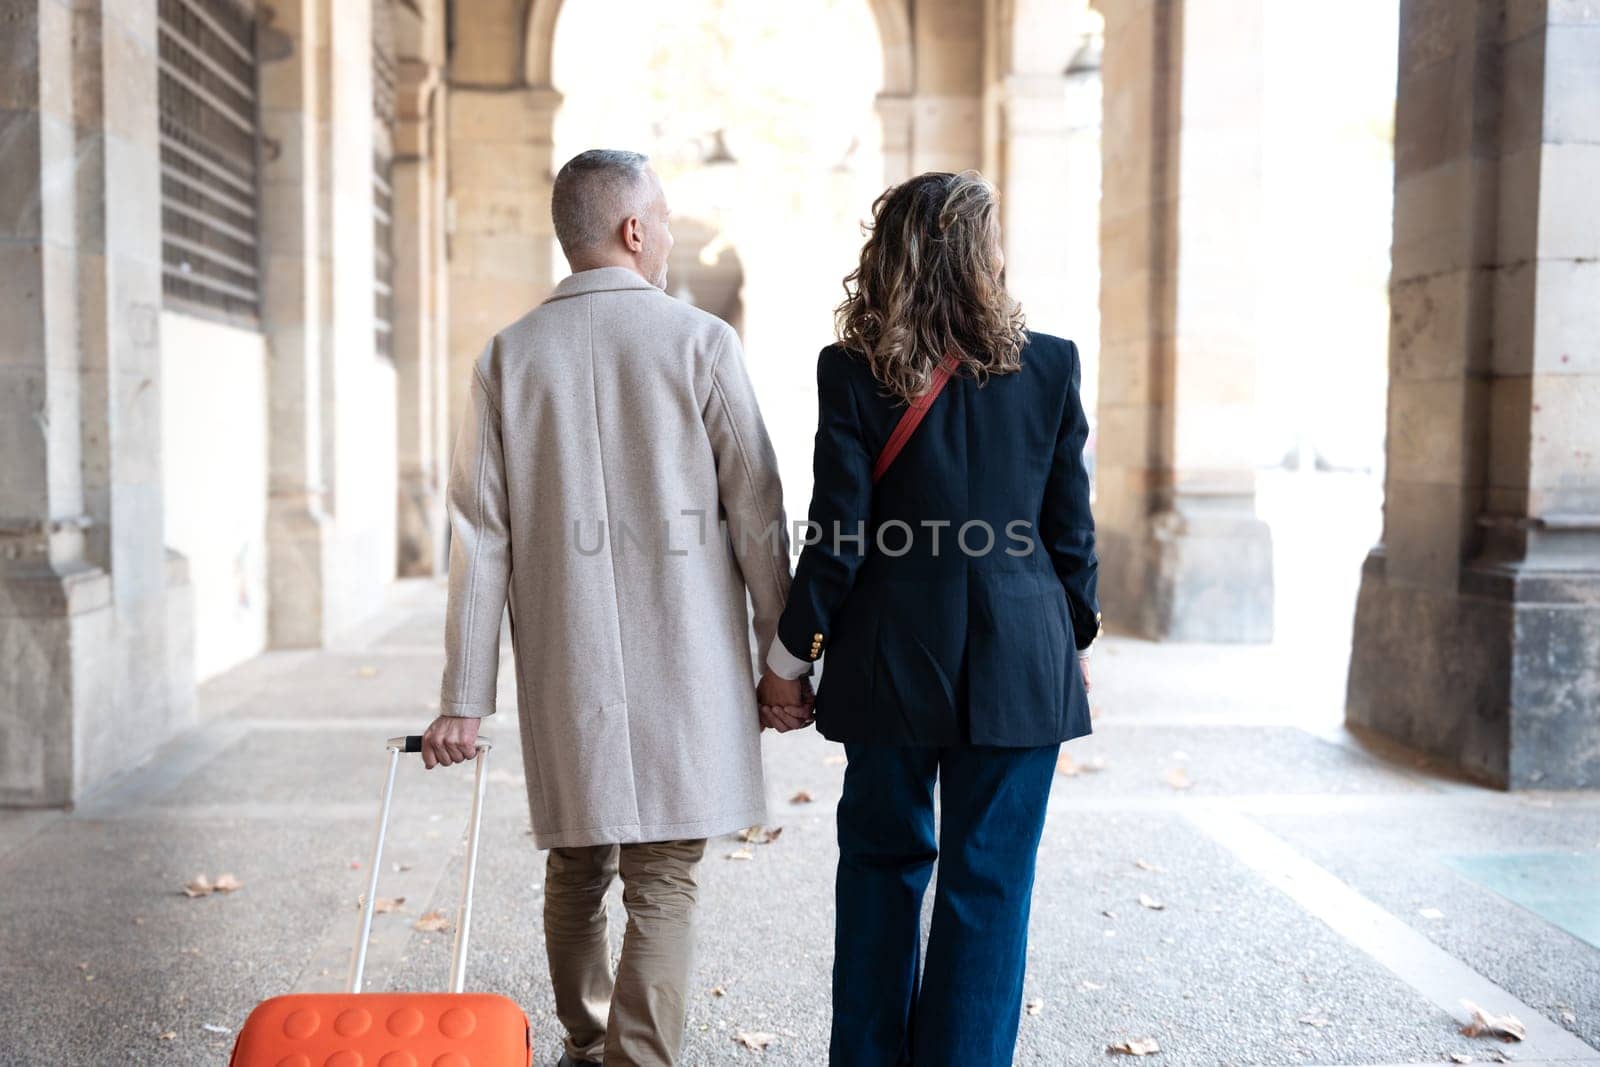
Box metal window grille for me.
[373,0,397,360]
[157,0,261,325]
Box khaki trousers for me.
[544,837,708,1067]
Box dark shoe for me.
[556,1054,600,1067]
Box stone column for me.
[259,0,335,647]
[876,93,914,185]
[445,60,560,443]
[0,0,190,806]
[999,74,1074,336]
[907,0,984,175]
[392,3,449,577]
[991,0,1087,341]
[259,0,394,643]
[446,0,558,440]
[1348,0,1600,788]
[1094,0,1274,642]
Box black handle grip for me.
[403,735,424,753]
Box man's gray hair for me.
[551,149,654,258]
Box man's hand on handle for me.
[421,714,481,769]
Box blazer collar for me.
[543,266,659,303]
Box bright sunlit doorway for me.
[551,0,889,520]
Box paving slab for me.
[1259,805,1600,1052]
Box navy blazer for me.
[773,330,1100,747]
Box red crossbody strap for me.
[871,352,960,484]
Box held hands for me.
[420,713,481,769]
[757,668,815,733]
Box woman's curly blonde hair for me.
[835,170,1026,405]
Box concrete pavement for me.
[1,574,1597,1065]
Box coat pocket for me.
[533,699,640,834]
[967,572,1070,742]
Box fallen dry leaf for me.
[1025,998,1044,1016]
[733,1030,776,1051]
[158,1031,176,1041]
[413,910,451,933]
[1134,859,1163,872]
[1137,894,1165,911]
[391,862,414,873]
[789,790,814,804]
[374,897,406,914]
[1162,767,1192,790]
[181,872,241,897]
[1461,1001,1525,1041]
[726,847,755,861]
[710,985,726,997]
[1107,1037,1161,1056]
[738,826,783,845]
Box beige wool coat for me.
[440,267,792,849]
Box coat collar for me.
[543,266,659,303]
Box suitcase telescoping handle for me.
[347,734,494,996]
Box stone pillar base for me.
[1348,551,1600,789]
[0,562,112,806]
[396,474,445,578]
[1100,503,1275,642]
[1,550,195,807]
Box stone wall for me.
[1348,0,1600,788]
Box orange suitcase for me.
[230,735,532,1067]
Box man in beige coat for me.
[419,149,809,1067]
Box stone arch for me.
[522,0,913,95]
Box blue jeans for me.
[829,741,1060,1067]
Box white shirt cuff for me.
[765,637,813,680]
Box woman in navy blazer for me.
[759,171,1100,1066]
